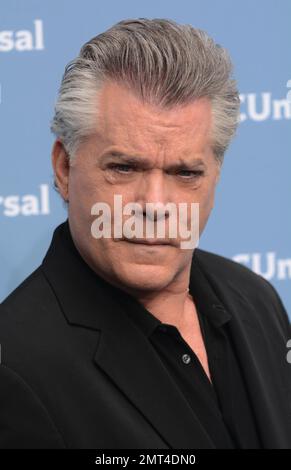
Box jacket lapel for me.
[93,307,215,449]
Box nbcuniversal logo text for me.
[233,252,291,282]
[0,184,49,216]
[0,19,44,52]
[239,92,291,122]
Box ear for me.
[51,140,70,201]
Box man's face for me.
[62,81,220,293]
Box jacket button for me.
[182,353,191,364]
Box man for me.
[0,18,290,449]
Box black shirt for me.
[118,256,262,449]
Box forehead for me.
[95,81,213,151]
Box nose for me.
[136,169,171,222]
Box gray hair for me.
[50,18,240,165]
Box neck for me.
[138,287,191,329]
[130,262,192,329]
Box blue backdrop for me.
[1,0,290,319]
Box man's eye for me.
[109,164,135,174]
[177,170,204,179]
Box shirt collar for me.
[119,250,232,338]
[189,251,232,328]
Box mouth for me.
[123,238,171,246]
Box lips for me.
[123,238,171,246]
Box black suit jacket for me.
[0,221,290,449]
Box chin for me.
[115,262,174,293]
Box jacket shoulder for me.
[0,266,71,371]
[194,248,265,283]
[1,266,50,310]
[195,248,291,334]
[0,265,65,329]
[195,247,274,289]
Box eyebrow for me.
[100,151,207,170]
